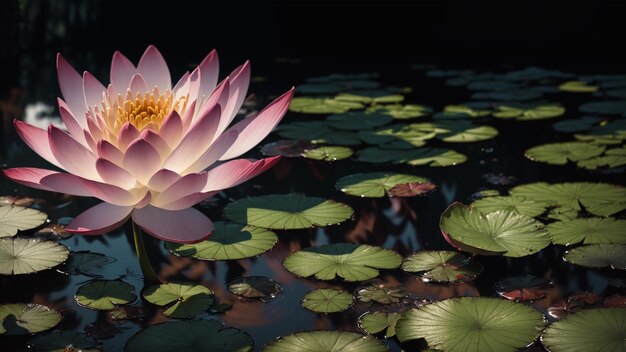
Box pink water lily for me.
[4,46,293,243]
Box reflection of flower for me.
[4,46,293,243]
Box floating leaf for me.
[493,104,565,120]
[303,146,354,161]
[433,121,499,143]
[0,205,47,238]
[433,105,491,119]
[367,104,433,119]
[495,275,553,301]
[559,81,599,93]
[276,121,361,146]
[28,331,98,352]
[75,280,136,310]
[326,112,392,130]
[395,297,547,351]
[579,100,626,115]
[262,331,387,352]
[227,276,283,301]
[0,303,61,335]
[553,117,602,132]
[525,142,605,165]
[143,282,214,318]
[0,195,35,207]
[358,147,467,167]
[166,222,277,261]
[604,294,626,308]
[358,123,437,146]
[547,218,626,245]
[126,320,253,352]
[224,193,353,230]
[471,196,550,217]
[473,90,543,101]
[61,251,116,277]
[0,237,69,275]
[260,140,315,158]
[541,308,626,352]
[283,243,402,281]
[356,284,406,304]
[439,203,550,257]
[388,182,437,197]
[335,172,429,198]
[289,97,364,114]
[358,312,401,338]
[302,288,353,313]
[577,155,626,170]
[401,250,483,283]
[563,244,626,269]
[108,305,144,320]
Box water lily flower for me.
[4,46,293,243]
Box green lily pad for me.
[401,250,483,283]
[403,148,468,166]
[0,303,61,335]
[358,312,401,338]
[166,222,277,261]
[356,284,406,304]
[577,155,626,170]
[335,172,429,198]
[227,276,283,301]
[335,93,403,105]
[326,112,393,130]
[439,203,550,257]
[493,104,565,120]
[366,104,433,119]
[0,205,47,238]
[553,117,602,132]
[559,81,599,93]
[143,282,214,318]
[61,251,116,277]
[470,196,550,217]
[276,122,361,146]
[563,244,626,269]
[0,237,69,275]
[541,308,626,352]
[509,182,626,217]
[262,330,387,352]
[388,182,437,197]
[473,90,543,101]
[546,207,580,221]
[525,142,605,165]
[358,123,437,147]
[395,297,547,351]
[433,121,499,143]
[547,218,626,245]
[433,105,491,119]
[302,288,353,313]
[289,97,364,114]
[283,243,402,281]
[223,193,353,230]
[28,331,98,352]
[303,146,354,161]
[75,280,136,310]
[125,320,253,352]
[579,100,626,115]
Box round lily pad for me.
[358,123,437,147]
[563,244,626,269]
[262,330,387,352]
[553,116,602,132]
[302,288,353,313]
[495,275,553,301]
[227,276,283,301]
[0,237,69,275]
[579,100,626,115]
[559,80,598,93]
[525,142,605,165]
[547,217,626,245]
[302,146,354,161]
[401,250,483,283]
[395,297,547,351]
[470,196,550,217]
[166,222,277,261]
[388,182,437,197]
[143,282,214,318]
[367,104,433,119]
[433,121,499,143]
[578,155,626,170]
[326,112,392,130]
[493,105,565,120]
[125,320,253,352]
[335,172,429,198]
[260,140,315,158]
[356,284,406,304]
[358,312,401,338]
[289,97,364,114]
[403,148,468,166]
[276,121,361,146]
[75,280,136,310]
[439,203,550,257]
[223,193,353,230]
[28,331,98,352]
[0,303,61,335]
[61,251,116,277]
[283,243,402,281]
[541,308,626,352]
[0,205,48,237]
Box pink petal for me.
[117,122,140,151]
[219,87,294,160]
[110,51,136,94]
[159,111,183,148]
[83,71,106,111]
[182,130,238,174]
[188,68,201,109]
[156,191,218,211]
[132,205,214,243]
[172,71,190,103]
[137,45,171,91]
[197,49,219,100]
[139,129,170,157]
[66,202,133,235]
[147,169,182,192]
[123,139,162,184]
[48,125,100,180]
[195,78,230,127]
[14,120,62,168]
[129,73,149,93]
[3,168,92,197]
[81,179,148,206]
[151,173,207,208]
[82,129,97,152]
[203,157,280,192]
[86,116,103,142]
[58,98,85,144]
[56,53,87,126]
[97,140,124,165]
[216,61,251,136]
[96,158,137,188]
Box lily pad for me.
[358,312,401,338]
[357,284,406,304]
[0,205,47,238]
[470,196,550,217]
[577,155,626,170]
[493,105,565,120]
[227,276,283,301]
[579,100,626,115]
[559,81,599,93]
[439,203,550,257]
[401,250,483,283]
[283,243,402,281]
[433,121,499,143]
[395,297,547,351]
[433,105,491,119]
[223,193,353,230]
[335,172,429,198]
[495,275,553,301]
[166,222,277,261]
[525,142,605,165]
[75,280,136,310]
[403,148,468,166]
[303,146,353,161]
[125,320,253,352]
[358,123,437,146]
[302,288,353,313]
[541,308,626,352]
[367,104,433,119]
[61,251,116,277]
[326,112,393,130]
[563,244,626,269]
[289,97,364,114]
[143,282,214,318]
[388,182,437,197]
[276,121,361,146]
[28,331,98,352]
[0,237,69,275]
[0,303,61,335]
[262,330,387,352]
[547,217,626,245]
[553,116,602,132]
[261,140,315,158]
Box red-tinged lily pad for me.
[0,195,35,207]
[604,294,626,308]
[495,275,553,301]
[260,140,315,158]
[388,182,437,197]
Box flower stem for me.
[132,222,160,284]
